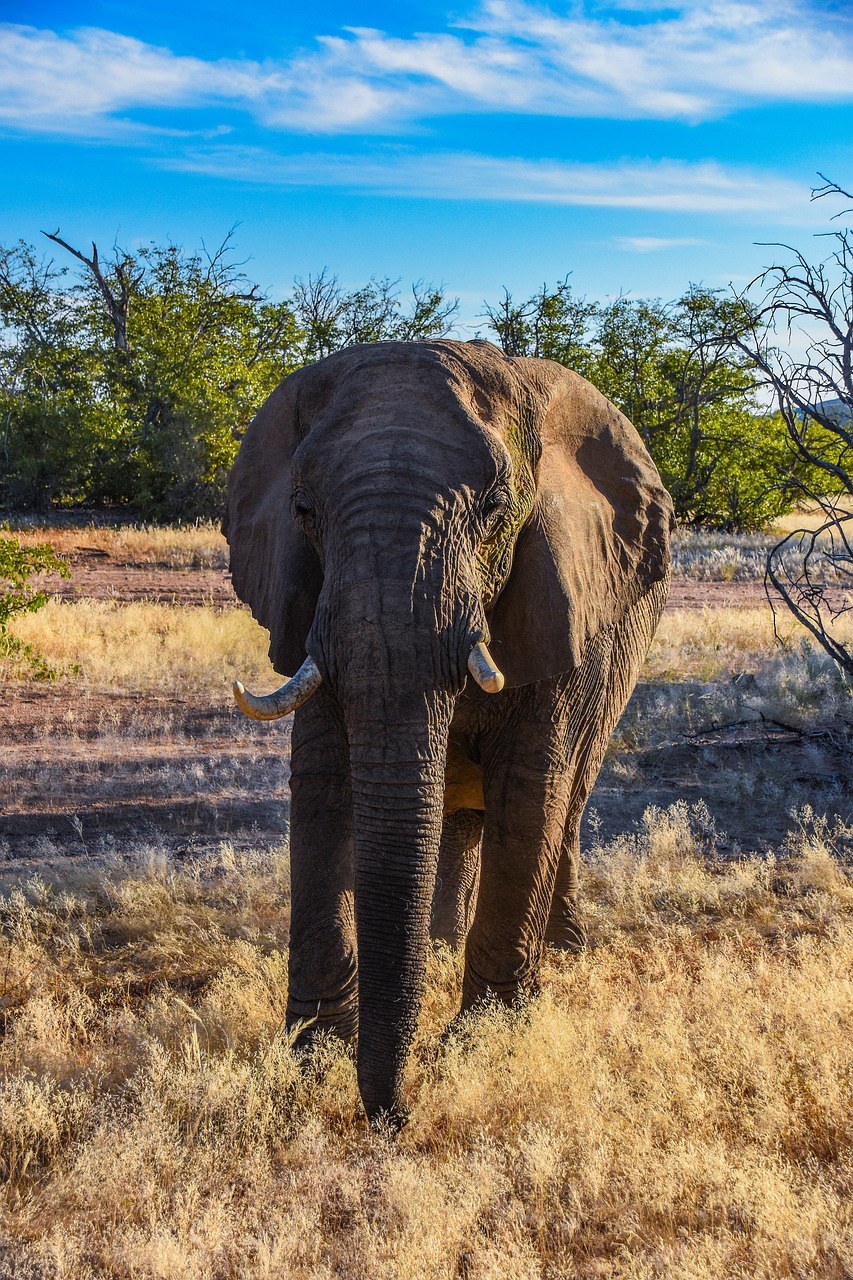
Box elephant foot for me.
[368,1103,411,1134]
[544,913,587,953]
[287,998,358,1052]
[430,927,466,953]
[460,958,541,1016]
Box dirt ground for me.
[2,548,851,876]
[44,547,775,610]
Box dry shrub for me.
[747,640,853,728]
[1,809,852,1278]
[671,531,777,581]
[614,637,853,754]
[645,607,853,682]
[671,524,852,582]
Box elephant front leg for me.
[544,819,587,953]
[462,694,572,1011]
[430,808,483,950]
[287,688,358,1047]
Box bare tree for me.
[734,177,853,680]
[42,229,143,357]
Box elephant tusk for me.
[233,655,322,720]
[467,640,505,694]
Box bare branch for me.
[42,229,134,356]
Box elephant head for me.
[224,339,672,1121]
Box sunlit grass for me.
[0,807,851,1277]
[645,607,853,682]
[9,599,852,692]
[7,521,228,569]
[3,599,277,693]
[7,516,850,579]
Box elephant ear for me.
[223,370,323,677]
[487,366,674,689]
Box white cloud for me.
[1,1,852,138]
[161,147,811,217]
[615,236,711,252]
[0,27,206,130]
[465,0,853,121]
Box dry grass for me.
[3,532,852,1275]
[3,600,276,694]
[7,516,850,579]
[10,601,853,693]
[8,522,227,569]
[670,530,777,581]
[670,502,853,581]
[773,496,853,536]
[0,806,851,1278]
[645,607,853,682]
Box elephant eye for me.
[291,492,314,524]
[482,485,509,525]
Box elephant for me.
[224,339,673,1125]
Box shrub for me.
[0,534,69,676]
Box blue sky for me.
[1,0,852,327]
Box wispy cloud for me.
[1,1,852,138]
[615,236,712,252]
[161,147,810,217]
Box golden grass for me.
[9,522,227,569]
[8,599,853,692]
[1,805,851,1278]
[4,599,277,693]
[644,607,820,681]
[773,495,853,536]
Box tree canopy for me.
[0,230,839,531]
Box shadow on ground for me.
[3,676,850,879]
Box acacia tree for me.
[734,177,853,679]
[52,230,300,519]
[0,232,301,517]
[0,242,110,508]
[0,235,461,517]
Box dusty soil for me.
[42,550,780,610]
[4,678,850,878]
[49,554,234,606]
[2,552,850,876]
[1,687,291,872]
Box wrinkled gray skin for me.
[224,339,673,1125]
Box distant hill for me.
[814,398,852,425]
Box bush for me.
[0,535,69,676]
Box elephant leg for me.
[287,686,358,1047]
[544,819,587,952]
[462,682,575,1011]
[542,579,671,954]
[431,808,483,949]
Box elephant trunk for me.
[347,710,452,1122]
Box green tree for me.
[483,281,814,531]
[592,288,790,529]
[45,230,301,520]
[290,270,458,363]
[0,235,462,519]
[480,278,597,375]
[0,243,111,509]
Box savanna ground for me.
[0,518,852,1278]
